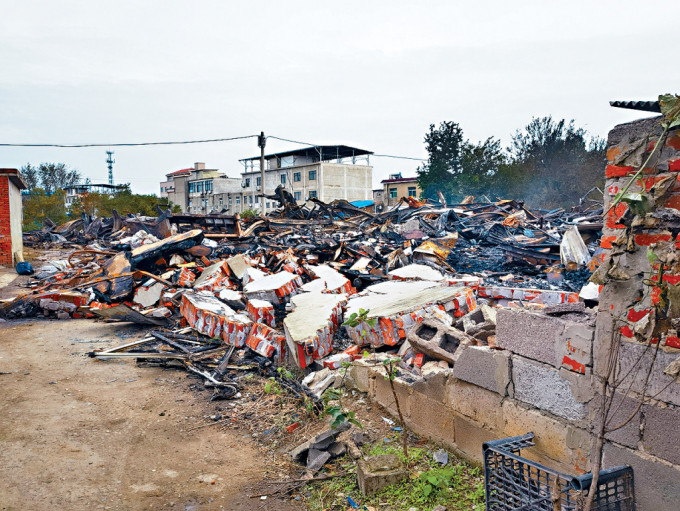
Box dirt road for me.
[0,318,302,511]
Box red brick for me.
[663,274,680,286]
[665,336,680,349]
[670,159,680,172]
[634,233,672,246]
[620,325,635,338]
[606,164,635,178]
[627,308,651,322]
[665,193,680,210]
[600,235,617,249]
[605,202,628,229]
[562,355,586,374]
[667,134,680,151]
[637,175,668,192]
[647,139,658,152]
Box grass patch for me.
[305,437,485,511]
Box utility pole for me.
[106,151,115,185]
[258,131,266,215]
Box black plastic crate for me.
[483,432,635,511]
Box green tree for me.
[22,188,68,230]
[20,162,81,194]
[417,121,465,199]
[417,121,506,202]
[505,116,605,208]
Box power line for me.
[0,132,426,161]
[0,134,258,148]
[372,153,426,162]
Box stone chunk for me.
[306,449,331,471]
[357,454,407,496]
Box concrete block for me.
[357,455,407,496]
[407,317,473,366]
[592,392,642,449]
[643,403,680,465]
[411,369,450,403]
[347,361,373,394]
[502,400,572,472]
[373,372,411,419]
[618,341,680,406]
[446,380,503,431]
[558,322,594,374]
[452,346,511,396]
[512,356,587,421]
[405,392,455,445]
[453,414,499,465]
[497,308,566,364]
[603,442,680,511]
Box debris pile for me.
[3,196,602,388]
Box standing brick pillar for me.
[593,115,680,511]
[0,169,28,266]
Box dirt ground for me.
[0,316,304,511]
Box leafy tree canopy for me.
[417,117,605,208]
[20,162,81,194]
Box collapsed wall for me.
[347,115,680,511]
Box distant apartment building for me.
[160,146,373,216]
[380,173,421,207]
[63,182,126,208]
[233,145,373,215]
[160,163,241,214]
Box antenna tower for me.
[106,150,115,185]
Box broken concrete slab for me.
[133,281,165,308]
[357,454,407,496]
[388,263,444,282]
[306,448,331,471]
[344,281,476,347]
[288,422,351,461]
[302,264,353,294]
[283,291,347,368]
[225,254,249,280]
[192,260,231,292]
[243,271,302,304]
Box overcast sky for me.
[1,1,677,194]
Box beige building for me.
[234,145,373,214]
[380,173,421,207]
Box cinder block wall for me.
[347,117,680,510]
[348,308,597,477]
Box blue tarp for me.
[349,200,374,209]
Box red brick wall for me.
[0,176,12,265]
